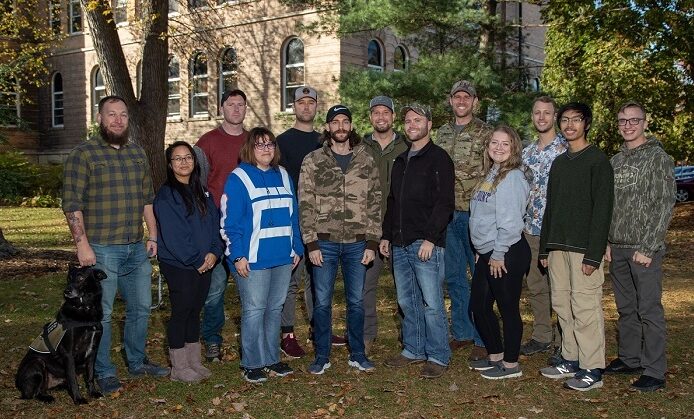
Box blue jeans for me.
[312,240,367,362]
[234,264,291,369]
[393,240,451,366]
[201,258,228,345]
[92,242,153,378]
[445,210,483,346]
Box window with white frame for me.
[52,73,64,127]
[394,46,408,71]
[92,67,106,121]
[168,56,181,117]
[69,0,81,34]
[367,40,384,72]
[112,0,127,24]
[49,0,61,34]
[282,37,304,111]
[218,47,238,114]
[168,0,179,14]
[190,52,209,117]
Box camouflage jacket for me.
[436,118,493,211]
[298,143,382,252]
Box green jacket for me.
[435,118,493,211]
[298,143,382,251]
[609,137,676,257]
[362,132,409,219]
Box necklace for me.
[258,168,282,227]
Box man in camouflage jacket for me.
[436,80,493,361]
[299,104,381,375]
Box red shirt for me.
[195,126,247,207]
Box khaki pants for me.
[525,235,559,345]
[548,250,605,369]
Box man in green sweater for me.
[538,102,614,391]
[604,101,675,392]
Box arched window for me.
[190,52,209,117]
[92,67,106,121]
[0,78,19,127]
[168,56,181,117]
[394,46,408,71]
[282,37,304,111]
[367,40,384,72]
[218,47,238,114]
[52,73,64,127]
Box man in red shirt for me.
[194,89,249,361]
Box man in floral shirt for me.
[520,96,567,362]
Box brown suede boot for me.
[169,348,203,383]
[185,342,212,379]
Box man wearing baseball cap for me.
[298,104,381,374]
[381,104,455,378]
[361,96,409,354]
[436,80,493,362]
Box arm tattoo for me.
[66,212,85,244]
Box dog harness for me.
[29,320,100,355]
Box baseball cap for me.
[369,96,394,112]
[326,105,352,123]
[220,89,247,105]
[450,80,477,97]
[294,86,318,102]
[402,104,432,121]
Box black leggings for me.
[160,262,212,349]
[470,236,530,363]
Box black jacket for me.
[382,140,455,248]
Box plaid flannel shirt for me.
[62,136,154,245]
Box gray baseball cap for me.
[450,80,477,97]
[402,104,432,121]
[294,86,318,102]
[369,96,394,112]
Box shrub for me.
[0,152,63,207]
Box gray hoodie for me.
[469,167,530,261]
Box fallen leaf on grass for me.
[174,404,183,411]
[207,409,216,416]
[449,382,459,391]
[482,394,500,399]
[214,383,225,388]
[212,397,221,406]
[528,406,543,413]
[150,398,166,404]
[232,402,246,412]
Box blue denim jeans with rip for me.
[445,210,483,346]
[92,242,152,378]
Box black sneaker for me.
[242,368,268,383]
[631,374,665,392]
[205,343,221,362]
[520,339,552,356]
[547,345,563,366]
[128,358,170,377]
[264,362,294,377]
[604,358,643,375]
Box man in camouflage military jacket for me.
[299,105,382,375]
[436,80,493,361]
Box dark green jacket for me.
[609,137,676,257]
[539,144,614,268]
[363,132,409,219]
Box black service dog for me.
[15,265,106,404]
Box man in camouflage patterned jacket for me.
[436,80,493,361]
[299,104,382,375]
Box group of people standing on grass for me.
[61,79,676,395]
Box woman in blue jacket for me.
[221,127,303,383]
[154,141,223,383]
[468,125,531,380]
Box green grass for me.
[1,206,693,418]
[0,207,73,250]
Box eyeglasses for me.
[559,116,584,125]
[170,155,193,163]
[254,142,276,150]
[617,118,644,126]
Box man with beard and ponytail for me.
[298,104,381,375]
[62,95,170,395]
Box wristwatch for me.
[232,256,243,264]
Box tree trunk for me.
[81,0,169,191]
[478,0,498,58]
[0,227,19,259]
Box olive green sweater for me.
[539,144,614,267]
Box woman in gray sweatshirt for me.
[468,125,531,380]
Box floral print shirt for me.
[522,134,568,236]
